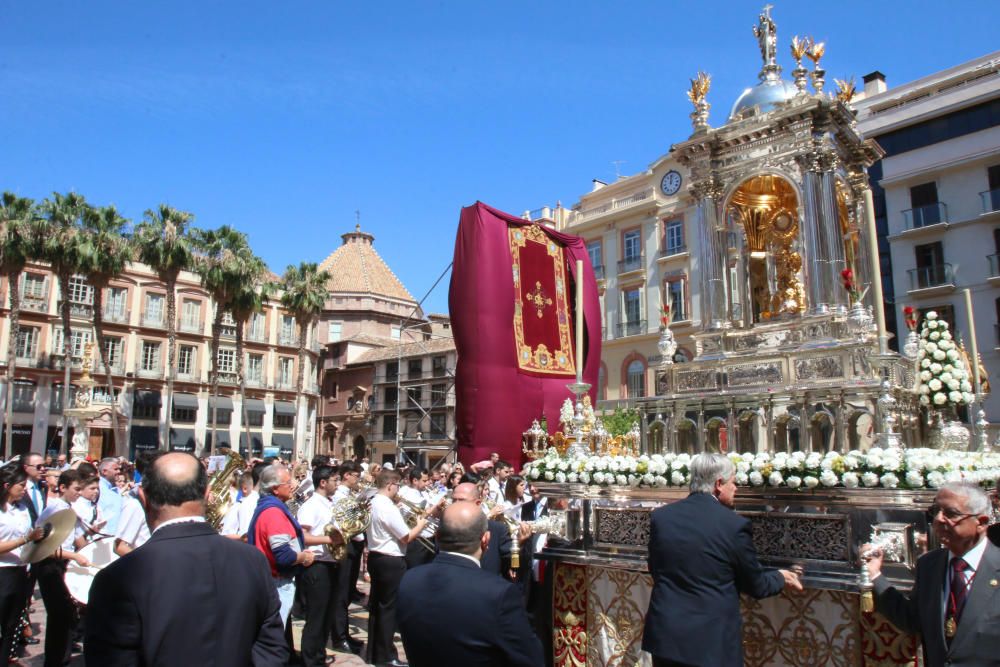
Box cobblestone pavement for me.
[17,580,405,666]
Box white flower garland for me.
[522,447,1000,490]
[916,311,973,408]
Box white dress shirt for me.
[235,490,260,538]
[366,494,409,557]
[943,536,989,612]
[37,498,84,552]
[114,495,150,549]
[297,492,334,562]
[0,503,32,566]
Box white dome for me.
[729,78,798,121]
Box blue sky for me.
[2,1,998,315]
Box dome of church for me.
[729,77,798,121]
[317,225,416,304]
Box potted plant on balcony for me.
[916,310,974,449]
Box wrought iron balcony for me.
[617,255,644,274]
[981,188,1000,215]
[902,202,948,230]
[616,319,647,338]
[178,318,203,334]
[218,371,238,385]
[177,367,198,381]
[21,294,49,312]
[592,264,605,280]
[989,254,1000,278]
[103,308,130,324]
[278,333,298,346]
[136,365,163,379]
[67,301,94,318]
[907,263,955,291]
[661,244,688,257]
[246,328,268,343]
[141,311,166,328]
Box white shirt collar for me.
[152,516,206,535]
[951,536,989,572]
[441,550,481,567]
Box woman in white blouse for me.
[0,463,43,665]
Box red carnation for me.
[841,268,853,279]
[903,305,914,315]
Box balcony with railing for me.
[660,244,688,258]
[275,377,296,390]
[102,308,130,324]
[373,432,399,442]
[617,319,647,338]
[989,254,1000,280]
[246,325,268,343]
[902,202,948,231]
[374,400,399,412]
[245,374,266,388]
[21,292,49,313]
[220,324,237,339]
[136,363,163,379]
[907,263,955,293]
[176,366,199,381]
[178,317,203,334]
[592,264,605,281]
[141,310,166,328]
[617,255,644,275]
[218,371,238,385]
[577,187,655,221]
[66,301,94,319]
[278,332,298,346]
[981,188,1000,215]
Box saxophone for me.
[206,451,246,531]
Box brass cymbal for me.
[21,508,77,564]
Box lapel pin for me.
[990,579,999,587]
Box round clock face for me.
[660,170,682,196]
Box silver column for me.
[801,170,829,314]
[696,191,730,329]
[820,170,847,313]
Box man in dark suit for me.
[867,481,1000,667]
[451,481,512,577]
[397,501,544,667]
[85,452,287,667]
[642,453,802,667]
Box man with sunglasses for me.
[865,481,1000,666]
[21,453,47,523]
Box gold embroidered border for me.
[509,224,576,376]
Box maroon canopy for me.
[449,202,601,466]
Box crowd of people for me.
[2,445,995,667]
[0,449,552,667]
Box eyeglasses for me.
[928,503,977,523]
[28,465,45,471]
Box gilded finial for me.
[686,71,711,106]
[805,40,825,66]
[790,35,811,66]
[834,77,857,104]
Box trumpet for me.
[396,495,442,554]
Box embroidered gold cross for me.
[526,281,553,318]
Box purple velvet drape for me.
[449,202,601,466]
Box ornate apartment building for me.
[854,51,1000,423]
[0,261,321,460]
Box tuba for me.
[325,490,373,560]
[206,451,246,531]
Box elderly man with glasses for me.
[866,481,1000,667]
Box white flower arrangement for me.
[521,446,1000,491]
[916,311,972,410]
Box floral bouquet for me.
[522,447,1000,491]
[840,267,868,305]
[659,303,672,328]
[916,311,973,408]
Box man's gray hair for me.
[689,453,735,494]
[99,457,118,472]
[259,464,288,496]
[939,481,992,516]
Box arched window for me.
[626,360,645,398]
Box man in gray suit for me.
[866,481,1000,667]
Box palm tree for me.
[279,262,330,459]
[134,205,195,449]
[193,225,253,454]
[37,192,91,451]
[231,273,271,456]
[0,193,39,458]
[80,205,133,455]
